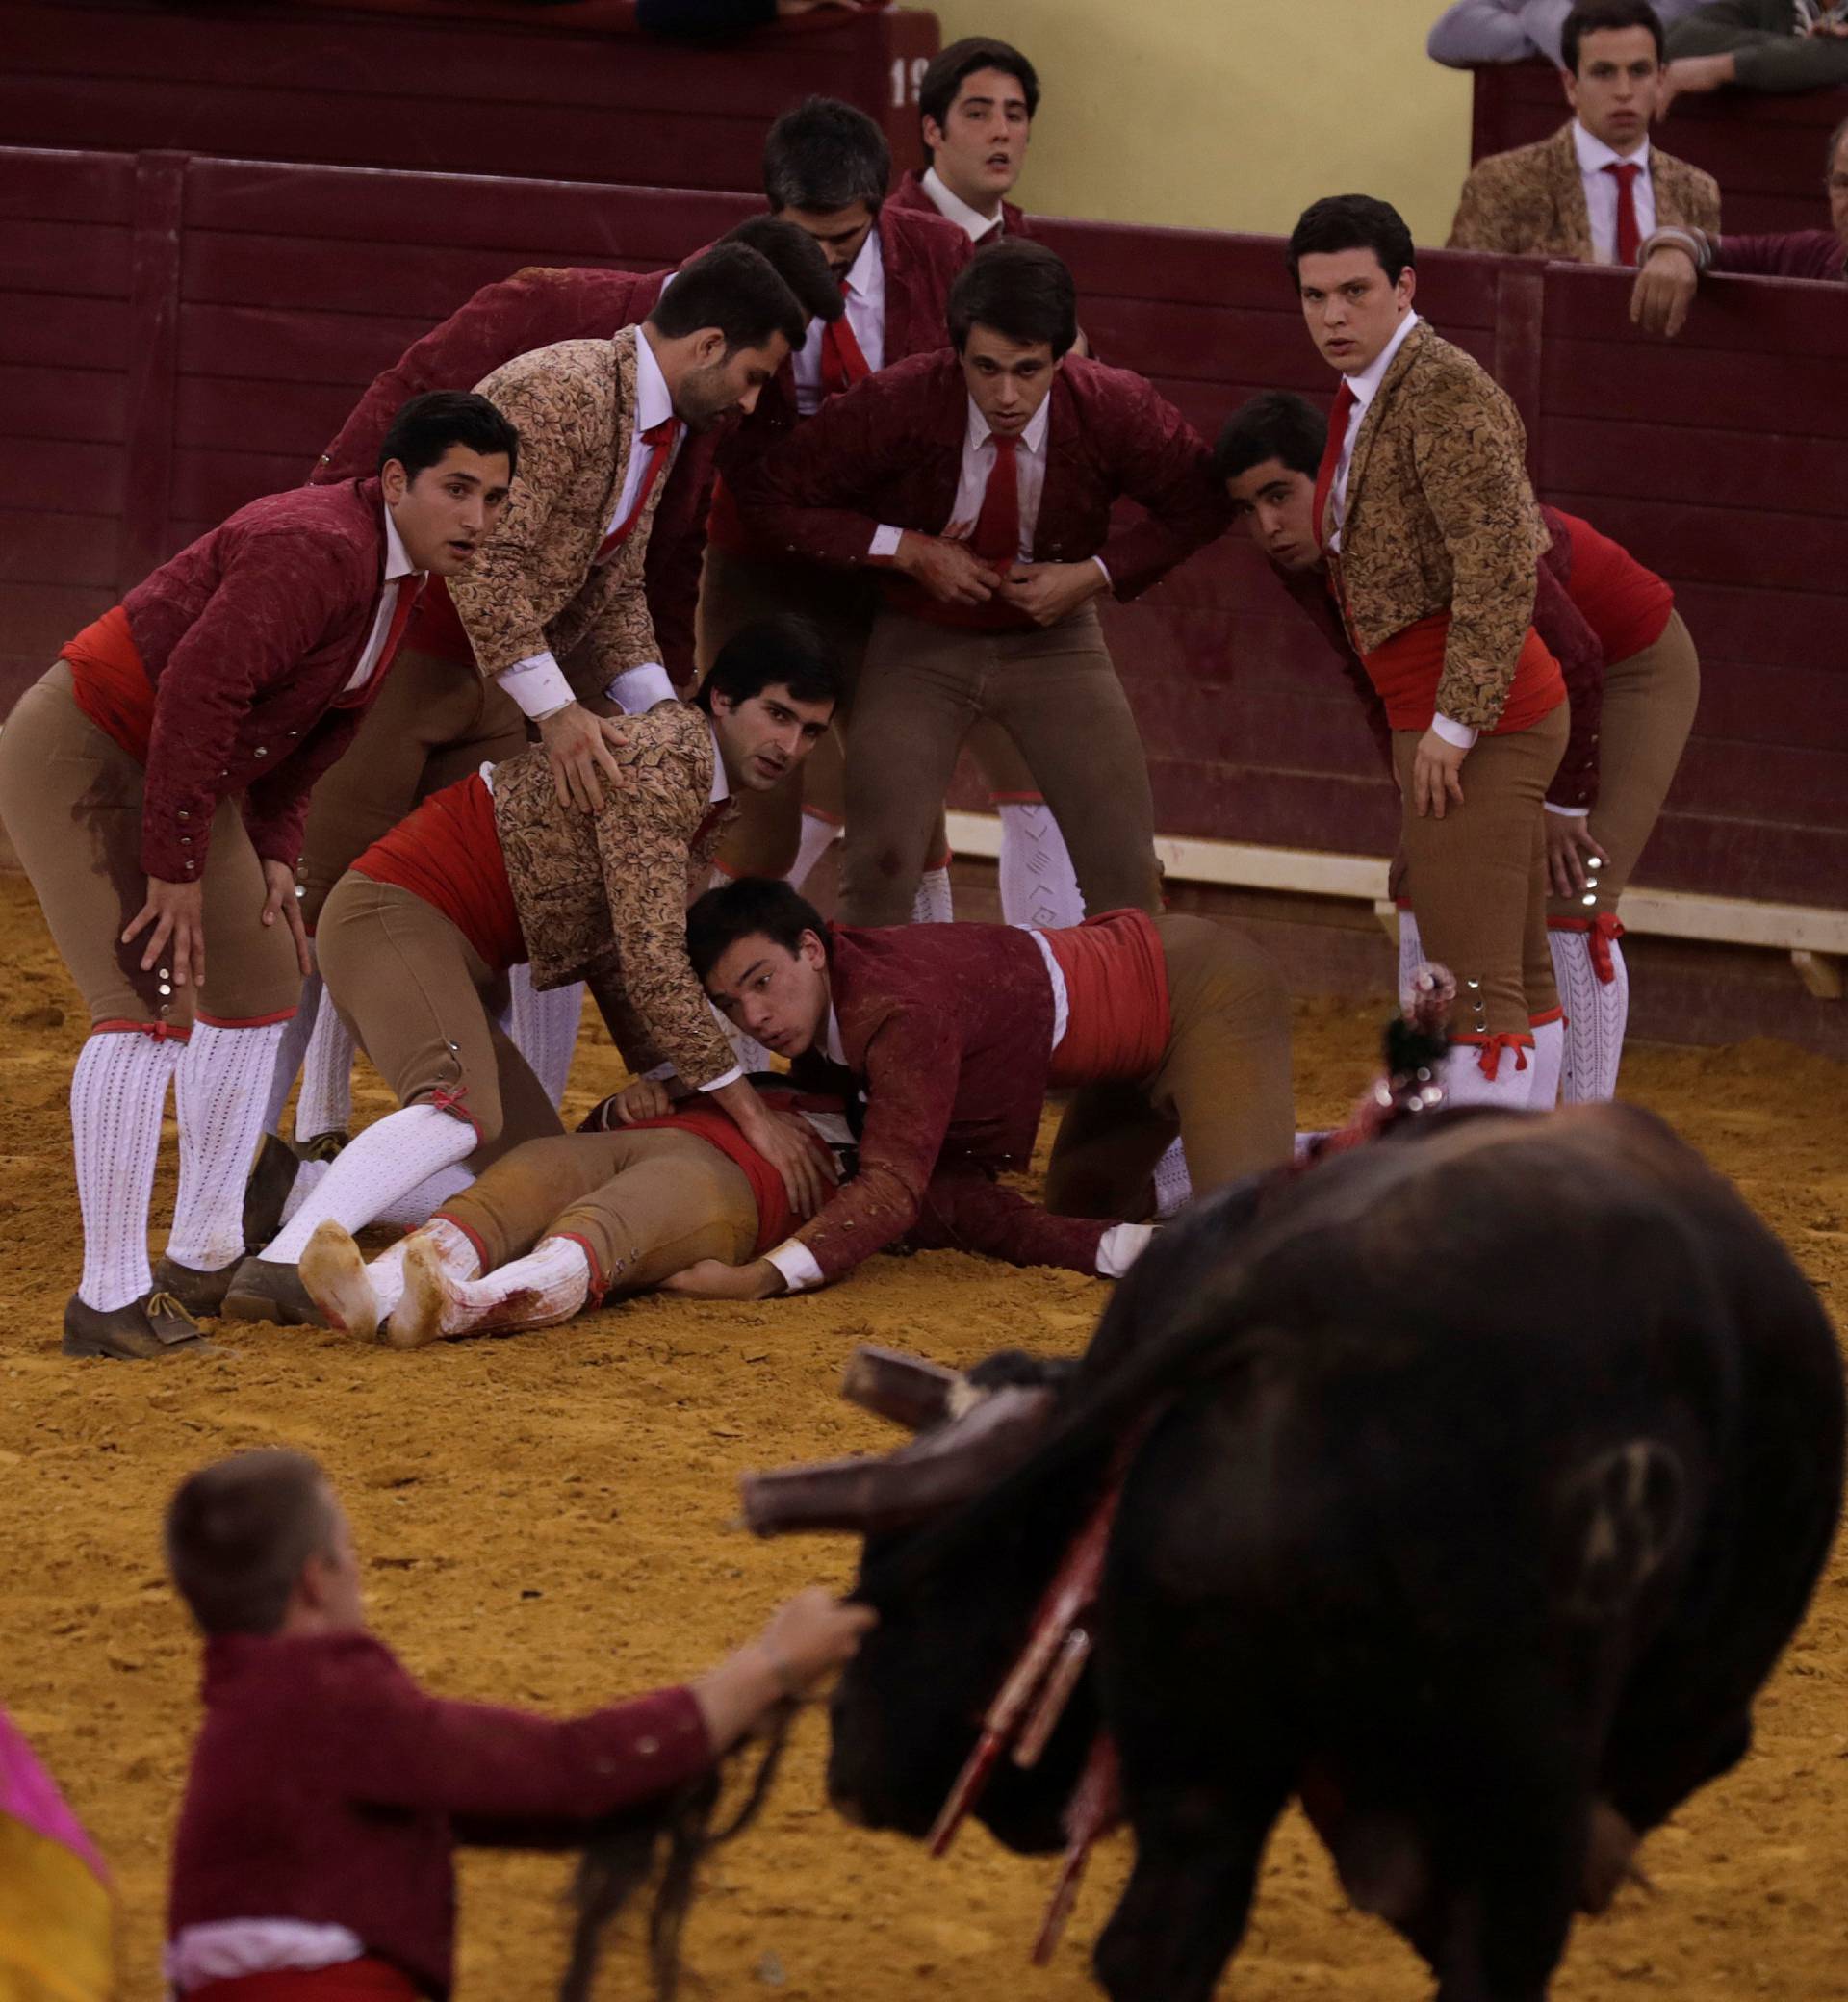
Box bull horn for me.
[740,1384,1057,1537]
[839,1346,968,1431]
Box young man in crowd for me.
[739,239,1228,928]
[1663,0,1848,100]
[1631,114,1848,333]
[1218,389,1701,1105]
[224,623,842,1325]
[1449,1,1720,262]
[163,1449,869,1999]
[0,393,516,1360]
[652,877,1294,1301]
[1290,193,1570,1107]
[888,36,1040,244]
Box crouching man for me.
[163,1450,869,1999]
[654,878,1296,1300]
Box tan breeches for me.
[314,875,561,1164]
[439,1127,757,1297]
[0,662,302,1027]
[839,603,1163,927]
[296,646,527,928]
[1044,912,1295,1219]
[1393,704,1568,1039]
[1544,610,1700,920]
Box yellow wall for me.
[928,0,1497,247]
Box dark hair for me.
[1214,391,1327,485]
[696,614,844,716]
[686,877,828,985]
[919,37,1040,138]
[648,243,806,359]
[716,215,845,325]
[947,240,1077,359]
[378,390,519,482]
[762,96,889,216]
[1285,194,1417,289]
[1561,2,1664,72]
[165,1450,338,1636]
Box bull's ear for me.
[840,1346,968,1431]
[1554,1439,1686,1620]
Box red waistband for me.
[401,575,476,667]
[1042,910,1171,1087]
[62,604,153,762]
[183,1960,423,2002]
[351,773,525,970]
[1357,611,1565,735]
[624,1095,835,1260]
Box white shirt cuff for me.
[1430,713,1480,751]
[604,662,675,713]
[1096,1222,1155,1278]
[1544,803,1591,817]
[496,652,576,720]
[695,1065,746,1095]
[644,1060,678,1082]
[1091,555,1112,589]
[868,525,904,560]
[765,1239,826,1293]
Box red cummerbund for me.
[184,1959,423,2002]
[1042,909,1172,1088]
[625,1093,833,1258]
[351,773,526,970]
[1560,513,1674,665]
[401,575,477,667]
[1360,613,1564,735]
[63,603,154,763]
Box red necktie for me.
[969,433,1020,567]
[691,798,733,852]
[597,416,682,564]
[340,573,423,708]
[1311,377,1357,552]
[818,297,872,399]
[1604,161,1643,266]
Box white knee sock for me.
[1152,1137,1193,1219]
[509,963,581,1111]
[911,865,954,925]
[262,975,321,1135]
[1527,1016,1565,1112]
[372,1163,475,1230]
[371,1216,479,1325]
[1549,928,1630,1104]
[71,1029,181,1312]
[295,994,356,1143]
[264,1103,476,1264]
[446,1235,592,1334]
[1441,1040,1536,1110]
[786,810,841,893]
[996,799,1085,931]
[1396,907,1424,1012]
[167,1020,288,1272]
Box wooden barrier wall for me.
[1470,60,1848,238]
[4,144,1844,1041]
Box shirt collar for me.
[843,224,885,307]
[964,392,1051,457]
[633,325,676,434]
[923,165,1004,242]
[1348,310,1421,417]
[1572,117,1650,172]
[706,717,730,805]
[380,501,417,582]
[824,1002,847,1067]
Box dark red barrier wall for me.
[1470,60,1848,238]
[4,147,1843,938]
[0,0,938,192]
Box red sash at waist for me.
[1559,513,1674,664]
[351,773,525,968]
[1359,612,1564,735]
[1042,910,1172,1088]
[184,1959,423,2002]
[63,604,154,763]
[625,1093,834,1258]
[401,575,476,667]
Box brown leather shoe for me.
[151,1252,241,1315]
[63,1290,223,1360]
[220,1256,326,1327]
[242,1133,302,1253]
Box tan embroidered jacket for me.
[451,328,669,700]
[490,704,738,1088]
[1327,323,1549,731]
[1448,121,1721,260]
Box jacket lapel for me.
[1343,321,1425,526]
[1550,123,1595,263]
[877,214,911,359]
[1036,372,1085,560]
[597,327,640,550]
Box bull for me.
[744,1102,1845,2002]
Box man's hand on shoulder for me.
[538,701,630,811]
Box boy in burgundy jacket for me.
[739,239,1231,927]
[0,394,517,1361]
[163,1449,868,2000]
[886,35,1040,245]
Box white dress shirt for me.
[1572,119,1656,268]
[167,1919,365,1992]
[922,165,1005,243]
[791,228,886,419]
[498,326,683,722]
[343,504,421,692]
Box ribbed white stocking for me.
[1549,928,1629,1104]
[265,1103,476,1264]
[372,1164,475,1230]
[996,799,1084,931]
[371,1216,479,1325]
[1153,1137,1193,1219]
[71,1029,181,1312]
[1396,908,1424,1011]
[786,810,841,893]
[1441,1041,1536,1110]
[294,991,356,1143]
[508,963,581,1110]
[167,1020,288,1272]
[911,866,954,925]
[407,1233,591,1340]
[1527,1016,1565,1112]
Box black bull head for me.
[741,1105,1846,2002]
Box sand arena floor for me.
[2,872,1846,2000]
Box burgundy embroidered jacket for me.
[121,478,406,881]
[783,923,1110,1285]
[1274,502,1607,808]
[886,167,1032,242]
[168,1630,710,2002]
[739,348,1231,601]
[310,266,713,684]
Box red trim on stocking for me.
[196,1006,299,1030]
[1527,1005,1564,1029]
[1450,1030,1533,1082]
[93,1017,191,1042]
[1548,911,1625,984]
[422,1085,481,1142]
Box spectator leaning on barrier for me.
[1449,1,1721,260]
[887,36,1040,243]
[1632,113,1848,330]
[1428,0,1706,65]
[1664,0,1848,100]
